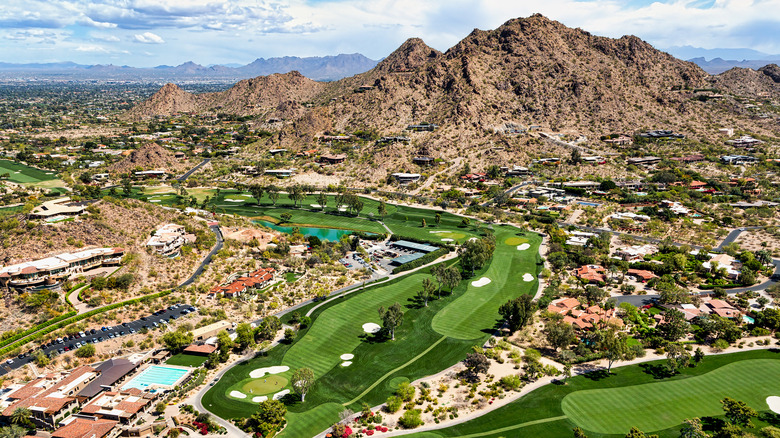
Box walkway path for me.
[67,284,90,314]
[410,158,463,196]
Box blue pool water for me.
[254,220,356,242]
[577,201,601,207]
[122,366,189,390]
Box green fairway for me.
[432,227,541,340]
[504,236,529,245]
[404,349,780,438]
[165,353,208,367]
[0,159,58,184]
[563,359,780,434]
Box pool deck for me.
[121,364,193,392]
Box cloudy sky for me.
[2,0,779,67]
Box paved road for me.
[177,159,210,182]
[614,258,780,307]
[715,226,765,251]
[0,225,224,376]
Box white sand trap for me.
[517,243,531,251]
[768,397,780,414]
[340,354,354,360]
[341,361,352,367]
[230,391,247,399]
[472,277,491,287]
[272,390,290,400]
[523,273,534,282]
[150,200,161,203]
[241,194,252,197]
[46,172,54,174]
[362,323,381,333]
[14,171,20,173]
[468,237,478,242]
[225,199,244,202]
[310,204,322,208]
[249,366,290,379]
[338,207,347,212]
[252,396,268,403]
[430,231,447,234]
[441,238,454,242]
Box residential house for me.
[702,254,741,280]
[264,169,295,178]
[146,224,196,257]
[627,156,662,166]
[183,344,217,356]
[603,135,634,146]
[391,173,421,184]
[627,269,658,282]
[671,154,705,163]
[0,247,124,290]
[133,170,166,180]
[319,153,347,165]
[575,265,606,283]
[413,156,436,166]
[726,135,762,148]
[209,267,276,299]
[721,155,758,165]
[614,244,657,262]
[547,298,623,330]
[706,299,741,319]
[30,197,86,219]
[406,124,438,132]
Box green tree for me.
[9,408,31,427]
[658,309,689,341]
[499,294,536,332]
[317,192,327,210]
[421,218,426,228]
[545,319,576,355]
[463,352,489,381]
[378,201,387,220]
[385,396,402,413]
[573,427,589,438]
[378,302,404,340]
[624,426,658,438]
[161,329,193,353]
[417,278,435,307]
[280,212,292,223]
[398,409,423,429]
[721,397,757,427]
[121,178,132,196]
[217,330,233,360]
[155,401,167,415]
[269,189,280,205]
[290,367,315,402]
[0,424,28,438]
[443,266,461,293]
[435,212,442,227]
[235,323,255,350]
[599,328,636,372]
[247,399,287,437]
[33,350,50,367]
[396,381,416,401]
[75,343,96,358]
[249,184,265,205]
[679,418,707,438]
[666,342,691,374]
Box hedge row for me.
[0,289,173,357]
[699,283,743,290]
[0,282,86,351]
[391,247,450,274]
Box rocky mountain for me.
[237,54,379,81]
[126,15,780,181]
[107,143,188,175]
[711,64,780,97]
[689,57,780,74]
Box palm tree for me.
[10,407,31,426]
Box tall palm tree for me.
[10,407,31,426]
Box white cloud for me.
[133,31,165,44]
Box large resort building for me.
[0,247,124,290]
[146,224,196,257]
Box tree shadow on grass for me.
[581,369,611,381]
[760,412,780,427]
[358,331,389,345]
[700,416,726,433]
[639,363,675,379]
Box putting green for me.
[504,236,529,245]
[562,359,780,434]
[242,375,289,395]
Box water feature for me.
[254,220,356,242]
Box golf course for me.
[404,349,780,438]
[198,209,543,437]
[0,159,67,192]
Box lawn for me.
[403,349,780,438]
[201,223,542,437]
[166,353,208,367]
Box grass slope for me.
[405,349,780,438]
[166,353,209,367]
[0,159,58,184]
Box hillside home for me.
[30,197,86,219]
[702,254,741,280]
[726,135,762,148]
[671,154,705,163]
[378,136,411,144]
[614,244,657,262]
[208,267,275,299]
[146,224,196,257]
[264,169,295,178]
[320,153,347,165]
[0,247,124,289]
[721,155,758,165]
[413,156,436,166]
[627,156,662,166]
[391,173,421,184]
[502,165,532,176]
[406,124,438,132]
[133,170,166,180]
[575,265,606,283]
[627,269,658,282]
[603,135,633,146]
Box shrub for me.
[398,409,424,429]
[385,396,402,413]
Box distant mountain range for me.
[0,54,379,82]
[664,45,780,74]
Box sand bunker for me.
[272,390,290,400]
[523,273,534,282]
[341,361,352,367]
[362,323,381,333]
[338,207,347,212]
[340,354,354,360]
[249,366,290,379]
[252,396,268,403]
[230,391,247,399]
[441,238,454,242]
[517,243,531,250]
[472,277,491,287]
[225,199,244,202]
[430,231,447,234]
[768,396,780,414]
[149,200,161,203]
[468,237,478,242]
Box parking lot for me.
[1,303,198,375]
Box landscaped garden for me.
[201,224,542,437]
[403,349,780,438]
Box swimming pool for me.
[122,365,191,391]
[577,201,601,207]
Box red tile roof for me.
[184,344,217,355]
[52,417,118,438]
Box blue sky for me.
[1,0,779,66]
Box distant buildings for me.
[671,154,705,163]
[575,265,606,283]
[614,244,657,262]
[627,156,661,166]
[208,267,276,299]
[146,224,196,257]
[412,156,436,166]
[133,170,166,180]
[726,135,762,148]
[264,169,295,178]
[502,165,532,176]
[391,173,421,184]
[638,130,685,139]
[406,123,438,132]
[603,135,634,147]
[319,153,347,165]
[721,155,759,165]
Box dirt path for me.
[410,157,463,195]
